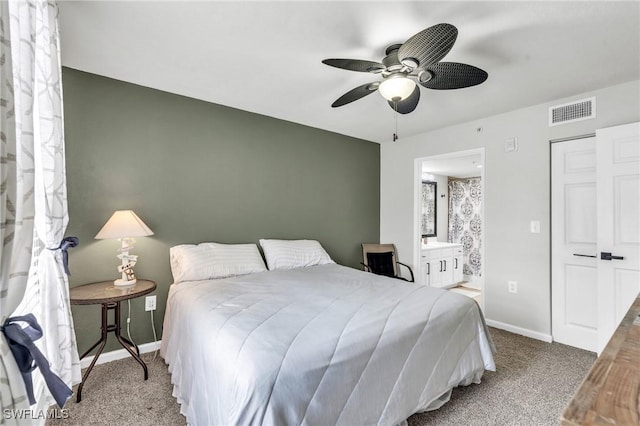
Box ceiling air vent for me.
[549,97,596,126]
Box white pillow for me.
[259,239,334,270]
[170,242,267,283]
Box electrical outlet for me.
[508,281,518,294]
[145,295,156,311]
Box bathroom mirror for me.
[421,180,437,238]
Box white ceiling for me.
[422,154,482,179]
[58,1,640,144]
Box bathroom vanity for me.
[421,242,464,288]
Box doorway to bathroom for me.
[413,148,485,309]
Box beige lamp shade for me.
[95,210,154,239]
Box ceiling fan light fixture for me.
[378,76,416,102]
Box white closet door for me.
[596,122,640,353]
[551,137,598,351]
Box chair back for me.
[362,243,399,277]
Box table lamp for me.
[95,210,154,286]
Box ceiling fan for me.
[322,23,488,115]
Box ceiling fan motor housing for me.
[382,49,403,72]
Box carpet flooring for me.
[47,328,595,426]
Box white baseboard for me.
[80,340,162,369]
[485,319,553,343]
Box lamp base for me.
[114,278,137,286]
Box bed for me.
[161,241,495,426]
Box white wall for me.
[380,80,640,338]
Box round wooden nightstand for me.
[70,279,156,402]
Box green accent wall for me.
[63,68,380,354]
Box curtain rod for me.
[549,133,596,144]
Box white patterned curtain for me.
[448,178,482,277]
[0,0,34,418]
[1,0,80,417]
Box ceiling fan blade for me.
[388,86,421,114]
[331,82,379,107]
[322,59,386,73]
[398,23,458,68]
[419,62,488,90]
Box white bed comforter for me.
[161,264,495,426]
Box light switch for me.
[505,137,518,152]
[530,220,541,234]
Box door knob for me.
[600,252,624,261]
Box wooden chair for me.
[361,243,414,282]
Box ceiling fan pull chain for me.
[393,101,399,142]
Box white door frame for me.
[413,147,486,309]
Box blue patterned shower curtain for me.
[448,178,482,277]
